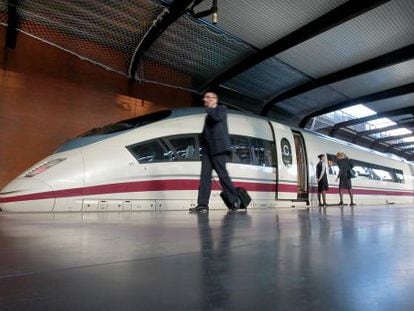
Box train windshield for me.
[77,110,172,137]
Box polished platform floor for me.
[1,205,414,310]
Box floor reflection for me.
[2,206,414,310]
[196,211,251,310]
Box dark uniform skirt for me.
[318,176,329,192]
[339,177,352,189]
[337,158,353,190]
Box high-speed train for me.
[1,108,413,212]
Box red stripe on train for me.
[2,180,411,204]
[0,179,280,203]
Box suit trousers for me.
[198,152,238,206]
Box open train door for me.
[269,121,297,201]
[292,131,308,201]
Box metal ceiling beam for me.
[352,124,403,143]
[373,133,414,143]
[398,149,414,161]
[300,82,414,128]
[372,139,414,158]
[370,133,414,149]
[330,105,414,136]
[318,126,413,160]
[128,0,195,79]
[263,43,414,117]
[200,0,389,93]
[351,120,414,143]
[388,144,414,157]
[400,147,414,152]
[330,108,414,138]
[5,0,19,49]
[387,140,414,149]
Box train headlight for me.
[24,158,67,177]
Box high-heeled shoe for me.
[338,201,344,206]
[350,202,356,206]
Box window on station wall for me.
[327,153,404,183]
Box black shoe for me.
[350,202,356,206]
[189,205,209,213]
[338,201,344,206]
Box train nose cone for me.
[0,177,55,212]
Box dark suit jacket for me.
[316,161,327,181]
[202,105,231,156]
[337,157,354,179]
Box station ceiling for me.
[1,0,414,161]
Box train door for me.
[269,121,297,200]
[293,132,308,201]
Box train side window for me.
[327,153,404,183]
[395,170,404,183]
[353,165,370,179]
[231,136,251,164]
[326,154,338,175]
[251,138,273,167]
[369,163,401,182]
[127,140,172,163]
[229,135,273,167]
[164,135,198,161]
[372,168,393,182]
[352,160,371,180]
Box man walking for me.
[189,92,240,213]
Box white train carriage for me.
[0,108,413,212]
[303,132,414,206]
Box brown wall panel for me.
[0,27,192,188]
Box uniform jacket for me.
[201,105,231,156]
[316,161,327,181]
[337,157,354,179]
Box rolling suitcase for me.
[220,187,251,209]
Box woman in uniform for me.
[335,152,355,206]
[316,154,329,207]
